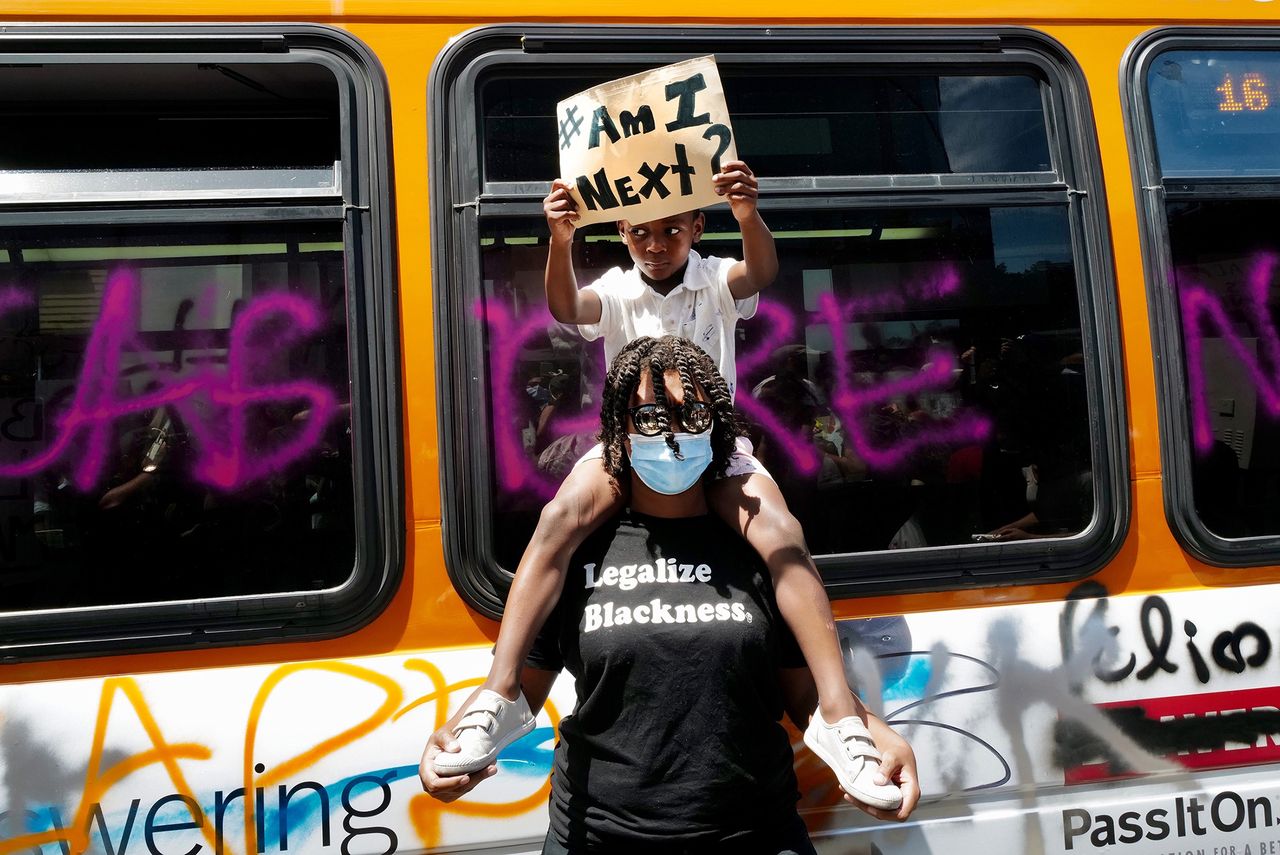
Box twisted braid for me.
[672,345,701,457]
[598,335,744,481]
[645,348,683,458]
[598,337,658,478]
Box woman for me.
[420,335,920,853]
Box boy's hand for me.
[718,158,776,297]
[713,160,760,223]
[544,179,580,243]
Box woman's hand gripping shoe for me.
[433,689,536,776]
[803,711,904,810]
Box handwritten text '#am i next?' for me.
[557,56,738,226]
[580,558,751,632]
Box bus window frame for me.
[431,25,1128,619]
[1125,27,1280,567]
[0,24,404,660]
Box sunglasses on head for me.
[627,401,713,437]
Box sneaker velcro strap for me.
[846,742,882,762]
[836,730,882,761]
[473,695,506,714]
[456,708,499,733]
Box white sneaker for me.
[433,689,536,776]
[803,711,903,811]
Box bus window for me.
[0,223,353,608]
[0,36,399,656]
[1147,49,1280,178]
[1131,35,1280,562]
[482,70,1054,183]
[434,29,1125,615]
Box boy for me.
[434,161,902,811]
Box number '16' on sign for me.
[1217,72,1271,112]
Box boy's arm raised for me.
[544,179,603,325]
[716,160,779,300]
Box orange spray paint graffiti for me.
[242,661,406,855]
[399,659,561,850]
[0,678,213,855]
[0,655,563,855]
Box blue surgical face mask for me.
[627,431,712,495]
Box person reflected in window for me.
[984,337,1093,541]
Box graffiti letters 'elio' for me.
[1063,587,1273,687]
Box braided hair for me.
[598,335,744,481]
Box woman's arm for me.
[419,666,559,800]
[778,667,921,822]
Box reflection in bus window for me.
[482,71,1052,183]
[478,205,1094,571]
[1,61,339,172]
[1167,199,1280,539]
[1142,45,1280,547]
[0,225,355,609]
[1148,50,1280,177]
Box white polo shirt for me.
[577,251,759,399]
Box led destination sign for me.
[1148,50,1280,177]
[1216,72,1272,113]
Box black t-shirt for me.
[527,510,806,849]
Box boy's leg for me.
[701,471,902,809]
[707,473,858,722]
[486,458,624,699]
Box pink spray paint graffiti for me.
[0,270,339,492]
[841,263,965,315]
[816,289,992,471]
[481,262,992,495]
[190,291,338,490]
[0,287,34,317]
[734,300,823,476]
[477,300,566,500]
[1180,253,1280,455]
[734,265,988,476]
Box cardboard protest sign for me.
[556,55,738,227]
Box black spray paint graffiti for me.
[839,585,1280,809]
[842,604,1177,849]
[839,586,1280,853]
[1055,706,1280,775]
[839,621,1013,793]
[1056,583,1280,775]
[879,650,1013,791]
[849,591,1177,783]
[843,616,1171,796]
[1061,583,1273,687]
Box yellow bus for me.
[0,4,1278,854]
